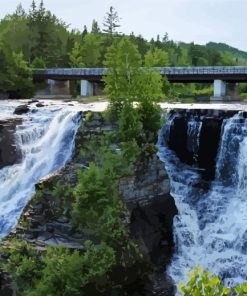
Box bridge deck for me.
[33,67,247,83]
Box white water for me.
[0,101,81,237]
[158,112,247,288]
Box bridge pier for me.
[211,80,241,102]
[34,79,71,99]
[50,80,70,96]
[80,80,94,97]
[211,80,226,101]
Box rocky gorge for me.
[0,103,178,296]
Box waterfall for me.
[0,102,81,238]
[158,112,247,288]
[186,118,202,161]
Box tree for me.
[103,6,121,36]
[144,48,169,67]
[91,19,100,33]
[27,0,69,66]
[104,37,163,146]
[69,41,84,67]
[104,37,142,112]
[81,33,102,67]
[0,43,34,98]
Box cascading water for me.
[0,101,82,238]
[158,111,247,289]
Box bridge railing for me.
[33,66,247,77]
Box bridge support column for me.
[210,80,241,102]
[50,80,70,96]
[211,80,226,101]
[226,83,241,101]
[80,80,93,97]
[34,79,70,98]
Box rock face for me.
[0,118,22,168]
[119,156,177,296]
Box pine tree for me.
[103,6,120,36]
[91,19,100,33]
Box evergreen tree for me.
[81,33,102,67]
[91,19,100,33]
[81,25,88,39]
[103,6,121,36]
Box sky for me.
[1,0,247,51]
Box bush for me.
[179,266,247,296]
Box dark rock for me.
[27,99,39,104]
[0,118,22,168]
[119,155,177,295]
[36,103,45,107]
[13,104,29,115]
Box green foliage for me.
[2,239,116,296]
[192,86,213,96]
[81,33,102,67]
[69,41,84,67]
[72,163,119,230]
[179,266,247,296]
[31,56,46,68]
[0,45,34,98]
[235,283,247,296]
[179,266,231,296]
[104,36,163,153]
[144,48,169,67]
[1,239,43,295]
[104,37,142,112]
[91,19,101,33]
[25,242,115,296]
[119,103,142,143]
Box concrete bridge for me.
[33,67,247,100]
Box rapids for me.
[158,112,247,288]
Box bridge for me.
[33,67,247,100]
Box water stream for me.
[158,112,247,288]
[0,101,82,238]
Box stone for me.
[0,118,22,168]
[13,104,29,115]
[36,102,45,107]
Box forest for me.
[1,0,247,99]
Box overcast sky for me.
[1,0,247,51]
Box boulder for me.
[13,104,29,115]
[36,103,45,107]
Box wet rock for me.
[36,102,45,107]
[13,104,29,115]
[0,118,22,168]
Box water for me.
[0,101,82,238]
[158,112,247,288]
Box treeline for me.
[0,0,243,98]
[0,1,239,68]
